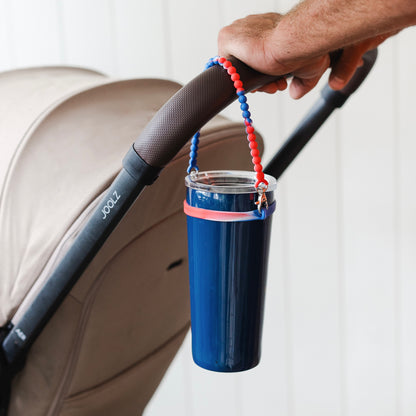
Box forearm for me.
[273,0,416,63]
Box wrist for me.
[266,14,316,70]
[266,8,330,70]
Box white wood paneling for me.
[59,0,117,75]
[5,0,61,68]
[164,0,222,83]
[339,40,397,416]
[279,104,343,416]
[219,0,277,25]
[0,0,13,71]
[397,28,416,416]
[112,0,168,79]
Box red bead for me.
[252,156,261,164]
[231,73,240,81]
[250,149,259,157]
[254,164,262,172]
[237,87,245,94]
[234,80,243,89]
[227,66,236,74]
[249,141,258,149]
[246,126,254,134]
[219,57,226,63]
[223,60,232,68]
[248,133,256,141]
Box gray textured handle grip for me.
[134,58,281,168]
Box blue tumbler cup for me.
[184,170,277,372]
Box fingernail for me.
[330,76,345,90]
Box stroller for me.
[0,50,377,415]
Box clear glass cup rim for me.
[185,170,277,194]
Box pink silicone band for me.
[184,200,275,222]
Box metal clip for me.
[189,168,199,180]
[255,184,268,214]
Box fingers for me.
[289,76,320,99]
[328,44,369,90]
[289,54,330,99]
[328,31,397,90]
[256,78,288,94]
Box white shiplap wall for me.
[0,1,415,415]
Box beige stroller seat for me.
[0,67,260,415]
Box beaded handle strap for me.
[187,56,268,191]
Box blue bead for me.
[194,132,200,138]
[238,95,247,103]
[246,118,252,124]
[191,144,197,152]
[242,110,251,118]
[237,90,246,96]
[190,151,197,159]
[240,103,249,111]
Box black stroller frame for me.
[0,49,377,415]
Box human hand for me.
[218,13,397,98]
[218,13,331,99]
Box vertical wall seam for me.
[108,0,119,76]
[56,0,67,63]
[183,342,193,416]
[161,0,173,79]
[392,35,402,416]
[280,178,294,416]
[4,0,16,67]
[217,0,225,27]
[335,112,347,416]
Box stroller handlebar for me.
[133,49,378,169]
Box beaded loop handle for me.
[187,56,268,190]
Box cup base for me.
[193,356,260,373]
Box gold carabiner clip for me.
[255,183,268,214]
